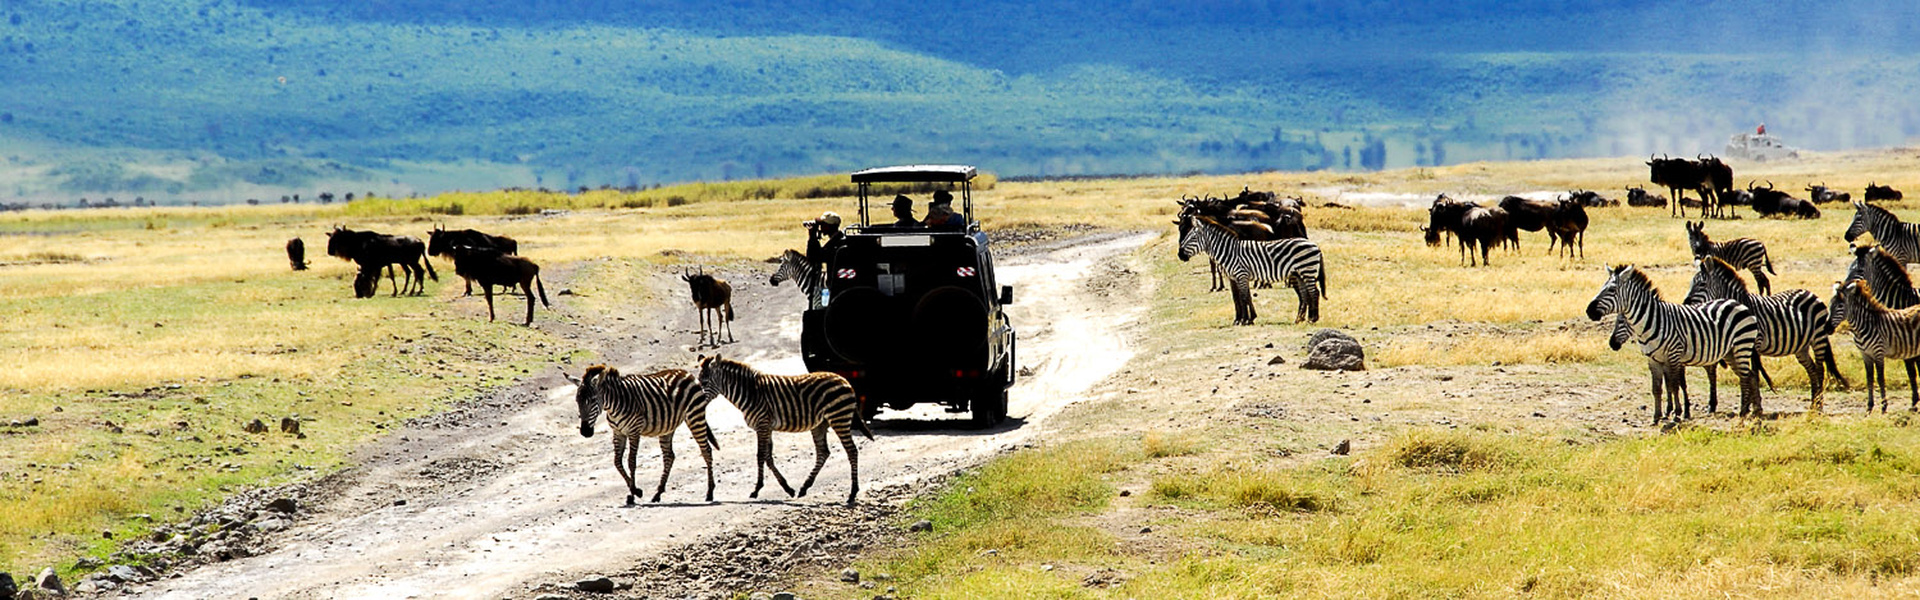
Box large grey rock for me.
[266,498,298,514]
[32,568,61,595]
[1302,334,1366,372]
[575,576,616,593]
[1306,328,1356,350]
[0,571,17,600]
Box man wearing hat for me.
[803,211,845,308]
[890,194,921,227]
[923,189,963,230]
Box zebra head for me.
[770,249,805,286]
[1585,265,1628,321]
[568,365,614,438]
[1683,221,1709,257]
[1175,213,1200,262]
[1846,200,1875,243]
[1829,281,1851,332]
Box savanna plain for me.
[6,151,1920,598]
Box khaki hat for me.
[818,211,841,227]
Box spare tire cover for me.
[912,285,989,362]
[824,286,891,363]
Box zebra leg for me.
[1674,365,1691,421]
[1751,270,1771,296]
[758,427,796,498]
[1705,363,1719,415]
[1647,361,1665,424]
[697,430,717,503]
[751,428,769,498]
[1795,349,1823,413]
[1866,357,1882,413]
[653,433,676,503]
[835,423,861,506]
[797,424,831,498]
[1896,357,1912,409]
[612,435,638,506]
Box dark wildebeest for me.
[1806,183,1850,204]
[1647,155,1711,218]
[1426,197,1511,267]
[1568,189,1615,207]
[1625,186,1668,208]
[428,226,520,296]
[1498,195,1561,253]
[443,245,550,325]
[325,227,437,297]
[286,238,310,271]
[1177,192,1305,291]
[1718,188,1755,207]
[682,267,735,347]
[1546,198,1589,259]
[1698,155,1734,217]
[1748,181,1820,219]
[1866,182,1904,202]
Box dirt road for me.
[137,231,1155,599]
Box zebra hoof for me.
[624,495,637,506]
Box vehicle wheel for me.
[971,383,1007,428]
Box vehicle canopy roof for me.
[850,164,978,229]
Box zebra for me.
[696,354,873,505]
[1835,279,1920,412]
[770,249,823,309]
[1685,221,1775,295]
[1586,265,1763,422]
[565,365,719,504]
[1685,256,1847,412]
[1176,213,1326,325]
[1845,201,1920,266]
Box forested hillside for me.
[2,0,1917,204]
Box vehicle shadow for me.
[865,414,1028,437]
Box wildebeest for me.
[1698,155,1734,217]
[1748,181,1820,219]
[1718,188,1755,207]
[325,227,437,297]
[1626,186,1668,208]
[1806,183,1851,204]
[1568,189,1616,207]
[1426,196,1511,267]
[1647,155,1712,218]
[1178,190,1307,291]
[1866,182,1904,202]
[682,267,735,347]
[427,226,520,296]
[1546,198,1589,259]
[286,238,310,271]
[1498,195,1560,252]
[443,245,550,325]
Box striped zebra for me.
[566,365,719,504]
[1685,221,1775,295]
[1835,280,1920,412]
[1685,256,1847,411]
[1586,265,1763,422]
[696,354,874,505]
[1846,201,1920,265]
[770,249,824,309]
[1177,213,1326,325]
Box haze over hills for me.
[2,0,1918,204]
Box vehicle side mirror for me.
[999,285,1014,305]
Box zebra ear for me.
[561,370,581,386]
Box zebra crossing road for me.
[137,231,1155,600]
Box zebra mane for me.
[584,364,618,382]
[1698,255,1748,289]
[782,248,805,261]
[1861,201,1895,220]
[1615,265,1666,302]
[1862,245,1915,290]
[1850,279,1890,312]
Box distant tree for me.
[280,195,290,203]
[247,199,260,205]
[292,194,301,202]
[319,192,334,203]
[133,197,145,207]
[343,192,354,202]
[77,198,89,208]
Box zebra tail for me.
[1764,252,1775,275]
[1319,264,1328,299]
[855,407,874,440]
[536,275,552,307]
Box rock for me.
[242,419,268,434]
[266,498,298,514]
[0,572,15,600]
[74,557,102,570]
[1301,334,1366,372]
[255,518,288,533]
[575,575,616,593]
[1331,439,1351,455]
[907,519,932,533]
[771,593,799,600]
[1118,490,1131,497]
[278,417,300,435]
[105,565,146,584]
[1267,355,1286,365]
[33,568,62,596]
[1139,526,1152,534]
[21,417,36,427]
[1307,328,1357,350]
[392,499,407,507]
[839,568,860,583]
[535,595,568,600]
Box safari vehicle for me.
[801,165,1016,426]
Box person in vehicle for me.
[890,194,920,227]
[805,211,844,267]
[923,190,964,230]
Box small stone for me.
[839,568,860,583]
[1041,564,1054,572]
[392,499,407,507]
[771,593,799,600]
[1267,355,1286,365]
[105,565,145,583]
[21,417,37,427]
[242,419,268,434]
[279,417,300,435]
[575,575,615,593]
[1139,526,1152,534]
[1331,439,1352,455]
[74,557,102,570]
[907,519,932,533]
[266,498,298,514]
[34,567,62,595]
[1532,412,1547,418]
[1118,490,1131,497]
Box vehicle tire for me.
[913,286,988,361]
[824,286,889,363]
[971,381,1007,428]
